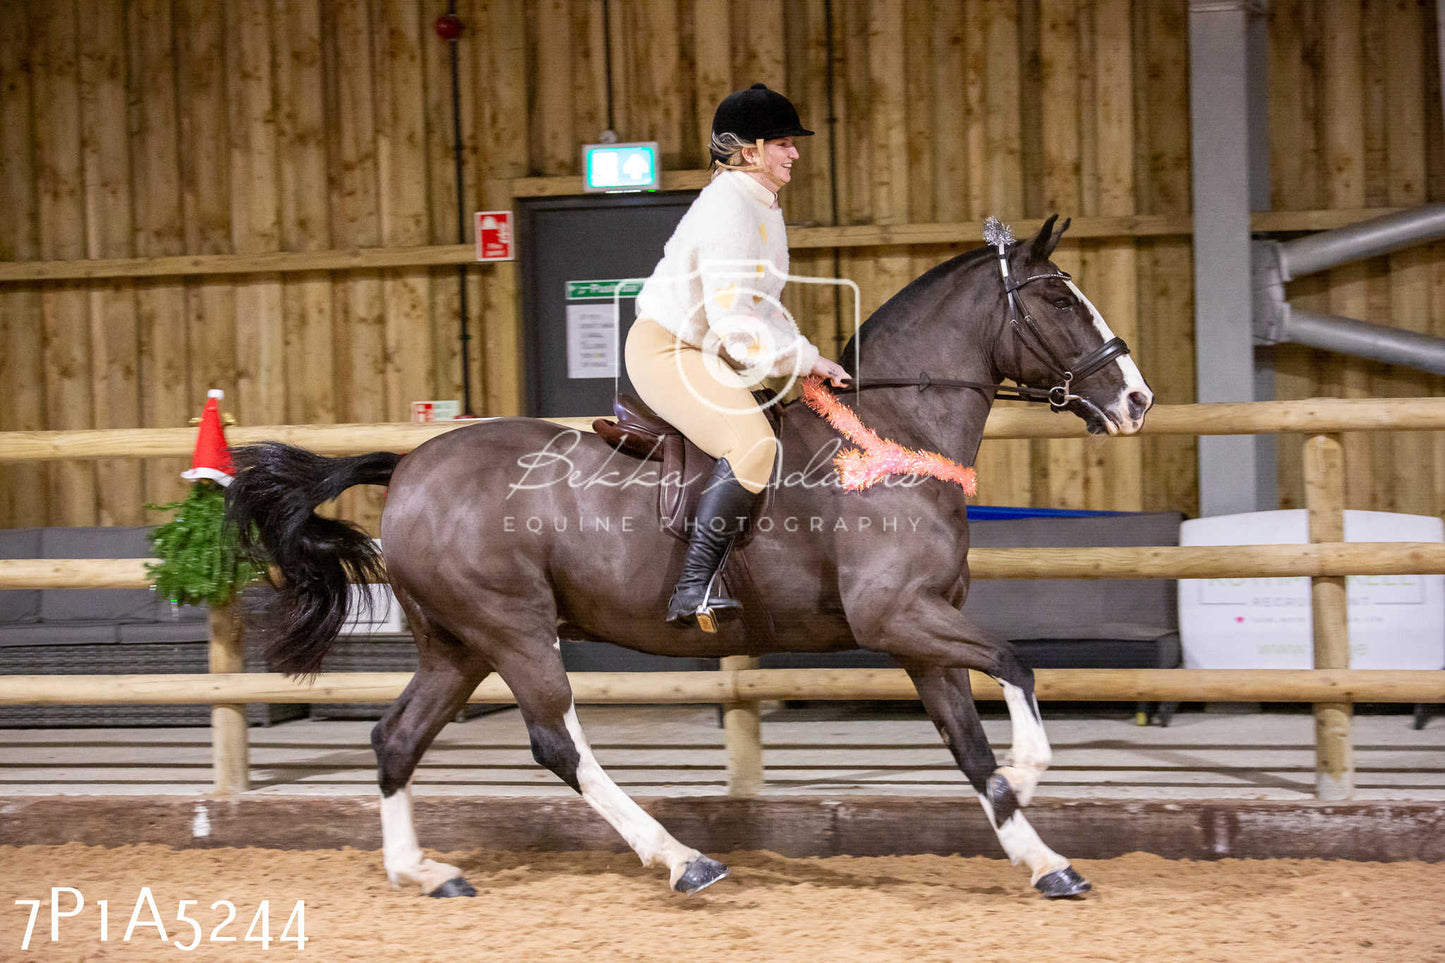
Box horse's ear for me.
[1026,214,1067,264]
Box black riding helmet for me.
[711,83,815,147]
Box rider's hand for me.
[810,356,853,388]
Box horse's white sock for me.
[379,783,462,894]
[996,681,1052,805]
[563,704,700,885]
[976,793,1070,884]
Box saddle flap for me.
[595,391,774,548]
[661,439,771,552]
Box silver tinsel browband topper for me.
[982,216,1014,251]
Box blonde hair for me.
[709,131,769,179]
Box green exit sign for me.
[583,142,659,192]
[565,279,644,300]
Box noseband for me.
[840,245,1132,411]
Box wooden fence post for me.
[1303,433,1352,801]
[209,602,250,794]
[721,655,763,796]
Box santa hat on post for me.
[181,389,236,486]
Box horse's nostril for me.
[1127,391,1151,419]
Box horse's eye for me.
[1053,298,1073,310]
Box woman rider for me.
[626,83,851,629]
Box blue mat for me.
[968,505,1125,520]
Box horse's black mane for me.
[839,244,997,369]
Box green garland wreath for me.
[146,481,262,607]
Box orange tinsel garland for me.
[800,376,977,495]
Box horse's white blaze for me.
[380,783,463,894]
[996,681,1051,806]
[1065,279,1152,434]
[563,704,700,885]
[977,794,1071,883]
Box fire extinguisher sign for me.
[475,210,514,262]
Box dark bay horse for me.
[226,216,1152,901]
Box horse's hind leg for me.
[904,663,1088,898]
[371,608,490,897]
[496,644,728,895]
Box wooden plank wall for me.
[0,0,1441,532]
[1269,0,1445,517]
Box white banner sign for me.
[340,542,406,634]
[1179,510,1445,670]
[565,303,618,379]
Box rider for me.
[626,83,852,629]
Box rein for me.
[839,228,1131,411]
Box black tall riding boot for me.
[666,459,758,631]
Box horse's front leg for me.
[855,587,1086,897]
[869,598,1054,805]
[902,662,1089,898]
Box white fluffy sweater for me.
[634,171,821,380]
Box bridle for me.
[837,243,1132,411]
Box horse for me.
[226,214,1153,901]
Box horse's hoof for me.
[986,771,1019,825]
[428,876,477,898]
[1034,867,1091,899]
[673,855,730,895]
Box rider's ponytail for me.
[709,131,769,180]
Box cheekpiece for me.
[983,216,1015,251]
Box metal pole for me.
[1303,434,1352,801]
[824,0,845,359]
[1282,309,1445,376]
[1277,204,1445,281]
[443,3,475,416]
[1188,0,1272,516]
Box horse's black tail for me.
[225,442,402,677]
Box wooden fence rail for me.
[0,206,1411,283]
[4,542,1445,590]
[2,397,1443,799]
[4,397,1445,462]
[0,668,1441,707]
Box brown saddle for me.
[592,392,778,643]
[592,393,777,550]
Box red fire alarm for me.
[475,210,514,262]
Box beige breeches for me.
[623,319,778,493]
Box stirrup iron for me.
[692,544,732,634]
